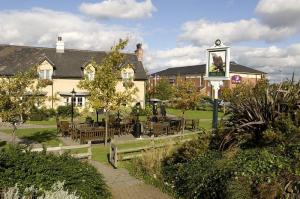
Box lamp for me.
[134,102,142,139]
[71,88,76,124]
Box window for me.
[122,72,133,80]
[64,96,84,107]
[77,97,83,107]
[85,68,94,80]
[39,69,52,80]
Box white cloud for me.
[256,0,300,28]
[79,0,156,19]
[232,45,300,82]
[179,19,295,46]
[145,44,300,82]
[143,46,206,72]
[0,8,142,51]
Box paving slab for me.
[91,161,173,199]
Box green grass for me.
[1,128,61,147]
[167,108,224,119]
[26,119,57,126]
[166,108,223,130]
[90,133,201,164]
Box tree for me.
[174,76,202,134]
[0,66,46,144]
[79,39,138,145]
[153,77,174,100]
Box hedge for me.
[0,146,111,199]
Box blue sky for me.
[0,0,299,81]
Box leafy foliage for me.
[152,77,174,100]
[172,76,202,133]
[162,145,299,199]
[79,39,138,144]
[0,66,46,123]
[0,66,47,144]
[219,79,300,149]
[29,107,56,121]
[4,181,79,199]
[173,76,202,113]
[0,146,111,199]
[57,105,79,118]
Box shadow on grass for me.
[0,141,7,147]
[19,130,58,145]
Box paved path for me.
[91,161,173,199]
[0,131,42,148]
[59,136,172,199]
[0,122,56,129]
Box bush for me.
[4,181,79,199]
[162,146,297,199]
[163,150,231,199]
[29,107,56,121]
[218,80,300,149]
[57,105,78,118]
[139,105,152,116]
[0,146,111,199]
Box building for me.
[0,38,147,110]
[150,62,266,96]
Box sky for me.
[0,0,299,82]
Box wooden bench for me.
[185,119,200,131]
[74,127,115,144]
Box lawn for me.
[27,119,57,126]
[1,128,61,147]
[166,108,224,119]
[166,108,223,130]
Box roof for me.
[0,44,147,80]
[151,62,266,76]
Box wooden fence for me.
[109,132,201,168]
[30,141,92,160]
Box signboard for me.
[231,75,242,84]
[208,50,227,77]
[204,39,230,81]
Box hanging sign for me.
[204,39,230,81]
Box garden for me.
[125,80,300,198]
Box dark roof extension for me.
[0,44,147,80]
[151,62,266,76]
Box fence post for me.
[88,141,92,160]
[59,143,63,155]
[151,137,155,148]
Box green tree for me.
[153,77,174,100]
[174,76,202,133]
[0,66,46,144]
[79,39,138,145]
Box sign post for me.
[204,39,230,129]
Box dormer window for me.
[122,71,133,80]
[85,69,94,81]
[39,69,52,80]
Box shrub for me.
[162,150,231,199]
[162,145,297,198]
[218,80,300,149]
[139,105,152,116]
[29,107,56,121]
[57,105,78,118]
[0,146,111,199]
[4,181,79,199]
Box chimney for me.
[56,36,64,53]
[135,43,143,61]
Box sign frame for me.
[204,39,230,81]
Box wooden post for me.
[59,143,63,155]
[88,141,92,160]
